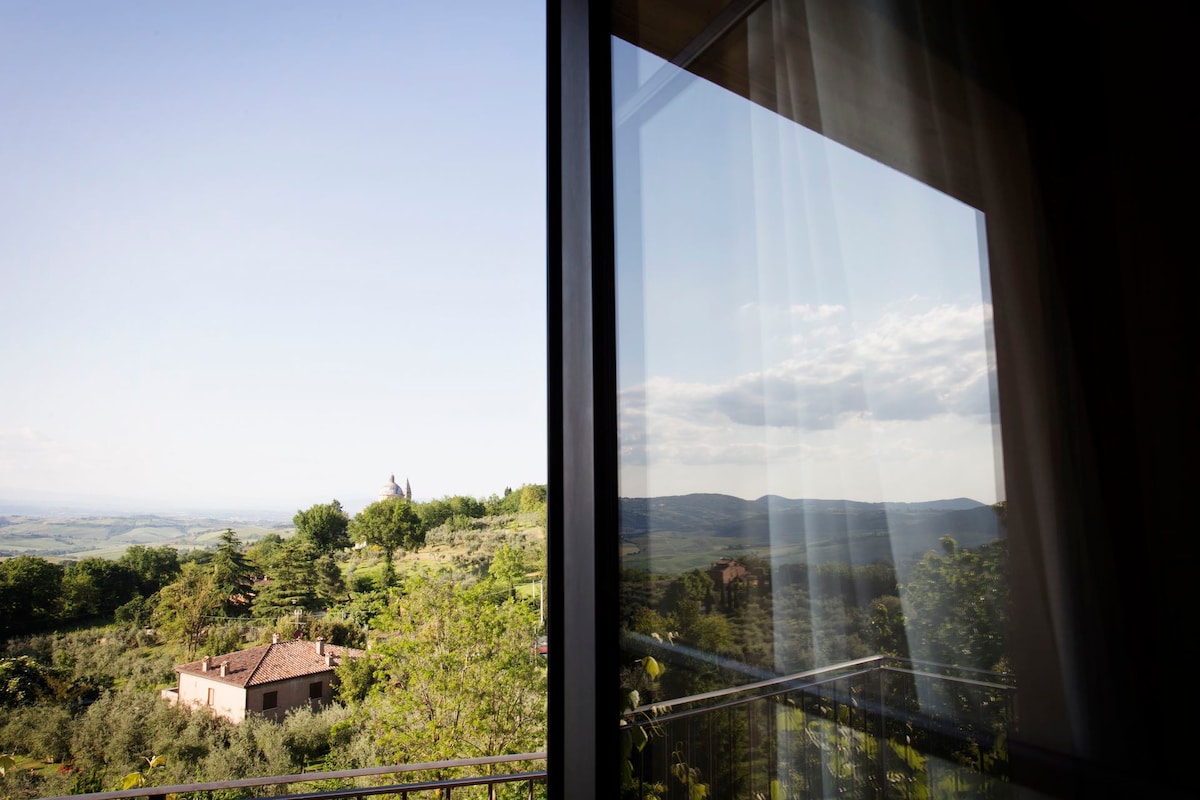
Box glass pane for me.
[614,7,1011,798]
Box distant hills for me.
[0,493,1002,571]
[619,494,1002,573]
[0,514,293,561]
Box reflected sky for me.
[614,38,1001,504]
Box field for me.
[0,515,293,561]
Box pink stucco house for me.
[162,634,364,723]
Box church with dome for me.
[378,473,412,503]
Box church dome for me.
[378,473,403,502]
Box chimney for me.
[325,653,334,667]
[201,656,211,672]
[315,637,325,656]
[272,632,281,644]
[219,661,229,677]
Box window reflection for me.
[614,17,1011,798]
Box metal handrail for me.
[266,771,548,800]
[37,752,547,800]
[624,655,1014,719]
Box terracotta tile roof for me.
[177,639,365,688]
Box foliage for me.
[118,754,166,791]
[0,656,53,708]
[253,536,320,619]
[61,558,140,620]
[416,495,487,530]
[517,484,547,513]
[659,570,713,640]
[0,556,63,635]
[488,543,527,597]
[0,702,73,762]
[484,484,546,516]
[294,500,351,555]
[116,545,181,596]
[154,563,225,657]
[335,570,545,769]
[901,538,1008,670]
[865,594,909,657]
[114,594,158,629]
[315,554,348,606]
[349,498,426,587]
[212,528,255,615]
[246,532,285,572]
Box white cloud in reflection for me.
[619,302,1000,502]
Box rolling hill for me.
[619,494,1002,573]
[0,514,294,561]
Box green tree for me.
[315,554,348,605]
[659,570,714,641]
[61,558,139,620]
[865,594,908,657]
[489,543,528,598]
[339,571,545,766]
[902,538,1008,670]
[0,656,54,708]
[416,495,487,530]
[518,484,547,512]
[487,487,523,516]
[0,555,63,635]
[293,500,351,555]
[154,563,224,657]
[253,536,320,619]
[212,529,254,615]
[117,545,181,596]
[246,532,284,572]
[350,498,426,587]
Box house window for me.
[262,691,278,710]
[206,688,214,706]
[309,681,323,699]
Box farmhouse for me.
[162,634,363,723]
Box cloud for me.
[619,302,997,464]
[790,303,846,322]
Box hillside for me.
[619,494,1002,573]
[0,514,294,560]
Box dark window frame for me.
[262,690,278,711]
[547,0,620,797]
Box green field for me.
[0,515,293,561]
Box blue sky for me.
[0,4,1003,516]
[613,40,1004,505]
[0,1,546,515]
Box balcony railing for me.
[622,656,1016,800]
[34,658,1010,800]
[38,753,547,800]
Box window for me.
[309,681,323,700]
[610,3,1010,794]
[550,0,1190,797]
[206,687,214,706]
[262,691,278,711]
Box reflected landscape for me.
[614,26,1011,799]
